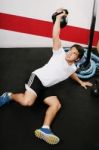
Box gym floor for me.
[0,48,99,150]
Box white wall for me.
[0,0,99,47]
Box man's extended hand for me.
[80,81,93,89]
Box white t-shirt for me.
[33,47,77,87]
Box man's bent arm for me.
[70,73,83,85]
[70,73,93,89]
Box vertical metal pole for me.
[81,0,97,68]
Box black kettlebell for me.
[52,9,68,28]
[90,80,99,97]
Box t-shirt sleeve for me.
[73,64,77,72]
[52,47,65,55]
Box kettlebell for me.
[52,9,68,28]
[90,80,99,97]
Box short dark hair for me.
[70,44,84,59]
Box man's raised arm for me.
[52,9,66,50]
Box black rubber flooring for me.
[0,48,99,150]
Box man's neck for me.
[66,59,74,65]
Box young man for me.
[0,9,92,145]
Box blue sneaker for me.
[34,128,60,145]
[0,92,11,107]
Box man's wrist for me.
[79,80,83,85]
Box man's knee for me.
[50,98,62,111]
[44,96,62,111]
[23,91,37,106]
[23,99,33,106]
[54,101,61,111]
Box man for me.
[0,9,92,145]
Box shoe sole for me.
[34,129,60,145]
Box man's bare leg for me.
[11,90,37,106]
[43,96,61,126]
[35,96,61,144]
[0,90,37,107]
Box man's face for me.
[65,47,79,62]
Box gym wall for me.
[0,0,99,47]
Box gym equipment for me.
[52,9,68,28]
[74,0,98,79]
[76,49,99,79]
[80,0,97,68]
[90,79,99,97]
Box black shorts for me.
[25,73,56,100]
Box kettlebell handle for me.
[53,11,64,17]
[52,9,69,28]
[53,9,68,17]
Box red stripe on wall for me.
[0,13,99,46]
